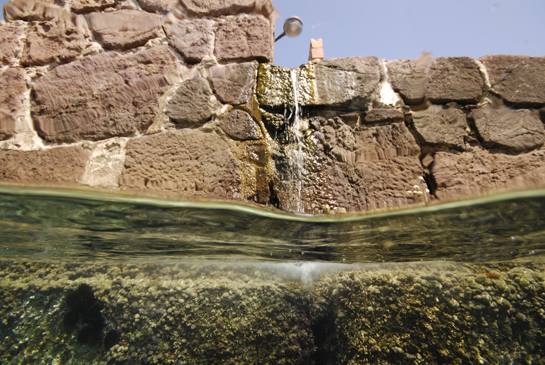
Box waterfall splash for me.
[282,69,305,213]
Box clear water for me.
[1,186,544,264]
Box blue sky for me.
[2,0,543,68]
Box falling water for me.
[282,69,305,213]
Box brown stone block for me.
[220,110,262,141]
[411,104,468,150]
[215,15,273,63]
[31,46,180,143]
[0,23,25,65]
[479,55,545,106]
[88,10,163,51]
[0,68,27,141]
[432,146,545,201]
[0,146,89,184]
[210,62,257,105]
[164,19,214,64]
[361,109,404,124]
[180,0,274,17]
[427,57,484,104]
[3,0,65,21]
[255,167,270,204]
[387,53,431,105]
[21,18,86,66]
[246,144,267,166]
[71,0,115,13]
[120,130,241,199]
[139,0,177,13]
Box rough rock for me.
[220,109,262,141]
[21,18,86,66]
[315,57,381,109]
[411,104,468,149]
[432,145,545,201]
[165,76,221,127]
[387,58,430,105]
[215,15,273,63]
[427,57,484,104]
[120,130,240,198]
[361,109,404,124]
[164,19,214,64]
[88,10,163,51]
[71,0,116,13]
[479,55,545,106]
[256,63,314,107]
[471,101,545,151]
[32,46,180,143]
[210,62,257,105]
[0,68,27,141]
[137,0,177,13]
[0,23,25,65]
[180,0,274,17]
[0,146,89,183]
[3,0,65,21]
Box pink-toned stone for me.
[31,46,180,143]
[0,68,27,141]
[479,55,545,106]
[120,129,241,199]
[3,0,65,21]
[0,23,25,65]
[215,14,273,63]
[71,0,115,13]
[164,19,214,63]
[432,145,545,201]
[21,18,86,66]
[0,146,90,184]
[209,62,256,105]
[180,0,274,17]
[139,0,177,13]
[88,10,163,51]
[308,38,324,61]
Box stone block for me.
[387,53,431,105]
[137,0,177,13]
[411,104,468,149]
[164,19,214,64]
[32,46,180,143]
[432,145,545,201]
[256,63,314,108]
[0,146,89,184]
[165,76,222,127]
[3,0,65,21]
[479,55,545,106]
[215,14,273,63]
[315,56,381,110]
[427,57,484,104]
[21,18,86,66]
[0,68,27,141]
[470,100,545,152]
[0,23,25,65]
[71,0,116,13]
[361,109,404,124]
[120,129,241,199]
[180,0,274,17]
[219,109,262,141]
[210,62,257,105]
[88,10,163,51]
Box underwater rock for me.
[210,61,257,105]
[480,55,545,106]
[215,14,273,63]
[21,18,86,66]
[0,23,25,65]
[0,146,90,183]
[32,46,180,143]
[427,57,484,104]
[411,104,468,150]
[120,129,241,198]
[165,76,222,127]
[0,68,27,141]
[220,109,262,141]
[471,100,545,151]
[164,19,214,64]
[88,10,163,51]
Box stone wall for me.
[1,0,544,214]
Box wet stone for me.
[256,63,315,108]
[411,104,468,150]
[210,62,257,105]
[247,144,268,166]
[164,19,214,64]
[88,10,163,51]
[165,76,222,128]
[220,110,262,141]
